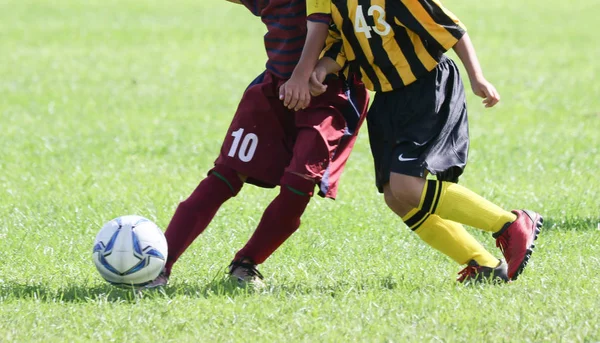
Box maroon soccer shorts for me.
[214,70,368,199]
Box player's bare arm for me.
[279,21,330,111]
[453,33,500,108]
[309,56,342,96]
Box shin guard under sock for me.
[164,165,243,274]
[234,173,315,264]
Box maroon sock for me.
[164,165,243,274]
[234,173,315,264]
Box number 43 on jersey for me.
[354,5,391,38]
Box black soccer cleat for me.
[228,259,266,289]
[457,260,509,285]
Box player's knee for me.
[280,172,316,197]
[383,184,412,217]
[389,173,424,209]
[209,164,245,196]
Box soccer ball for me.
[92,215,168,287]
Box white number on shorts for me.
[354,5,391,38]
[227,128,258,162]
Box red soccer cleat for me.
[493,210,543,280]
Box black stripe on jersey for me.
[335,1,382,91]
[391,4,446,59]
[417,0,464,40]
[266,63,293,78]
[323,39,344,62]
[273,0,302,9]
[360,0,404,88]
[269,59,300,65]
[391,25,428,79]
[263,10,305,20]
[266,21,301,31]
[430,180,443,214]
[266,46,305,55]
[330,22,342,35]
[264,34,305,43]
[404,210,428,230]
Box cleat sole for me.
[510,215,543,281]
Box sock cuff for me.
[401,208,419,222]
[281,172,315,197]
[209,164,244,196]
[418,180,444,214]
[402,208,431,231]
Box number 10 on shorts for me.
[228,128,258,162]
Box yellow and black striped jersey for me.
[322,0,466,92]
[307,0,332,16]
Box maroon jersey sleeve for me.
[239,0,262,16]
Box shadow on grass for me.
[0,277,253,303]
[0,273,409,303]
[0,282,140,303]
[542,216,599,231]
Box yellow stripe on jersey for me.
[322,24,348,68]
[402,0,464,50]
[383,29,417,85]
[307,0,331,15]
[408,29,439,72]
[432,0,466,31]
[328,0,467,92]
[349,0,394,91]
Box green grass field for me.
[1,0,599,341]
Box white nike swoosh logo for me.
[398,154,418,162]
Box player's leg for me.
[366,60,504,283]
[228,128,321,287]
[231,130,321,264]
[388,173,515,232]
[389,172,541,281]
[228,170,315,287]
[383,181,507,283]
[143,72,293,289]
[142,167,246,290]
[380,56,541,281]
[229,76,369,286]
[162,164,245,275]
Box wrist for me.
[468,71,484,83]
[291,61,314,81]
[290,69,311,82]
[318,57,341,75]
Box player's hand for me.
[279,77,311,111]
[309,66,328,96]
[471,76,500,108]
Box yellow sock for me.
[417,180,517,233]
[403,209,498,268]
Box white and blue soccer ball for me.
[92,215,168,287]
